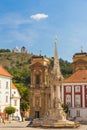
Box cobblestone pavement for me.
[0,121,87,130]
[0,121,29,129]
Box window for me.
[75,86,80,92]
[66,86,71,93]
[76,110,80,117]
[14,100,17,106]
[66,95,71,106]
[14,91,16,94]
[6,81,8,89]
[35,97,39,106]
[75,95,81,107]
[36,75,40,84]
[46,75,48,84]
[6,96,8,103]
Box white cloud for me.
[30,13,48,21]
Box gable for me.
[30,62,44,69]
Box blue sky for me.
[0,0,87,62]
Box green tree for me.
[4,106,16,115]
[8,68,31,87]
[14,83,30,114]
[49,57,72,78]
[0,49,11,53]
[61,103,69,114]
[4,106,16,122]
[59,58,72,78]
[49,57,54,68]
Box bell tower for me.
[30,55,51,118]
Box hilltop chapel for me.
[29,38,64,119]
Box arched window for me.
[36,74,40,84]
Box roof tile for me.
[64,69,87,83]
[12,83,16,89]
[0,65,12,77]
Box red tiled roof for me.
[12,83,16,89]
[64,69,87,83]
[0,65,12,77]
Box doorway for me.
[35,111,39,118]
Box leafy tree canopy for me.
[61,103,69,114]
[50,57,72,78]
[4,106,16,115]
[0,49,11,53]
[14,83,30,112]
[8,68,31,87]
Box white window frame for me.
[66,94,71,106]
[66,86,71,93]
[14,100,17,106]
[75,86,80,92]
[75,95,81,107]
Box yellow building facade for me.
[29,56,51,118]
[72,52,87,72]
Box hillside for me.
[0,52,33,70]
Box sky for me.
[0,0,87,62]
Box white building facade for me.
[0,65,21,120]
[0,75,12,113]
[11,83,21,120]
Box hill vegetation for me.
[0,49,73,113]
